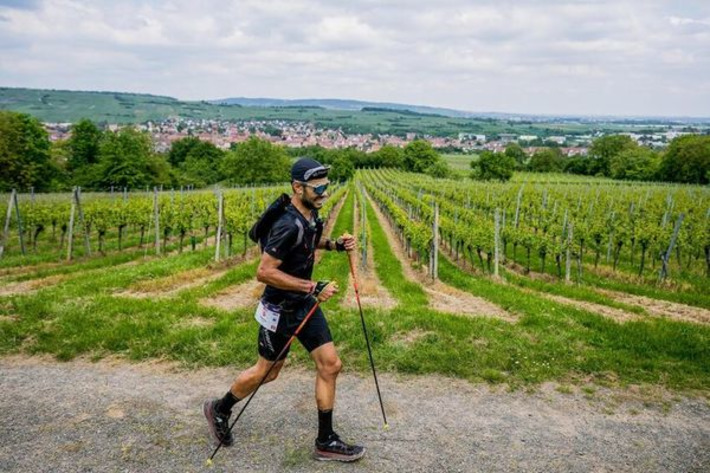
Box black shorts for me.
[257,303,333,361]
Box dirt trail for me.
[0,261,64,279]
[0,245,256,300]
[116,268,230,299]
[598,289,710,325]
[200,279,264,312]
[0,356,707,473]
[366,193,514,322]
[0,274,69,297]
[115,247,261,300]
[499,259,710,325]
[540,292,640,323]
[342,195,397,311]
[0,248,189,297]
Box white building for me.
[458,133,486,142]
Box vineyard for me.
[363,169,710,282]
[0,175,708,391]
[0,184,346,265]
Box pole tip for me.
[383,423,390,430]
[205,458,213,467]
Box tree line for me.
[0,111,450,192]
[6,110,703,191]
[471,134,710,184]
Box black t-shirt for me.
[261,205,320,307]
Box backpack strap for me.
[314,217,324,247]
[249,193,291,250]
[249,193,323,254]
[292,218,305,251]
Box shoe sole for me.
[314,448,366,462]
[203,400,233,448]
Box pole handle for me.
[346,246,359,294]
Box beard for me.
[301,192,327,210]
[300,192,319,210]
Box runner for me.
[204,157,365,462]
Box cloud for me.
[669,16,710,27]
[0,0,709,116]
[312,15,381,49]
[0,0,40,9]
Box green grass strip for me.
[500,267,647,315]
[500,244,710,310]
[362,193,428,308]
[313,189,354,305]
[581,270,710,310]
[437,254,710,390]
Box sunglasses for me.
[300,182,329,196]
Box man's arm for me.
[256,252,338,302]
[256,252,314,293]
[317,234,357,251]
[316,238,330,250]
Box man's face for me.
[297,177,329,210]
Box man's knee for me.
[318,356,342,378]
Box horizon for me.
[1,0,709,117]
[3,85,710,122]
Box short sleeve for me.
[264,218,298,261]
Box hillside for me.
[0,87,569,137]
[209,96,472,118]
[1,87,705,137]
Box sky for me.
[1,0,709,117]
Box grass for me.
[1,184,709,395]
[500,267,647,315]
[491,240,710,310]
[436,254,710,390]
[0,227,216,273]
[442,153,477,171]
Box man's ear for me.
[292,181,302,194]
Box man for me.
[203,157,365,462]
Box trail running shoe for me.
[203,399,234,447]
[314,433,365,462]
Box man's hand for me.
[313,280,339,302]
[336,233,357,252]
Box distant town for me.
[43,118,700,158]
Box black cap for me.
[291,157,330,182]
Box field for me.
[442,153,477,171]
[1,173,708,392]
[1,174,709,471]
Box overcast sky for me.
[1,0,708,117]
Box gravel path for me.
[1,357,708,473]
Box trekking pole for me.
[207,299,322,466]
[346,247,388,429]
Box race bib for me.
[254,300,281,332]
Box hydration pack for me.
[249,193,324,252]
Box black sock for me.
[216,391,240,415]
[318,409,334,442]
